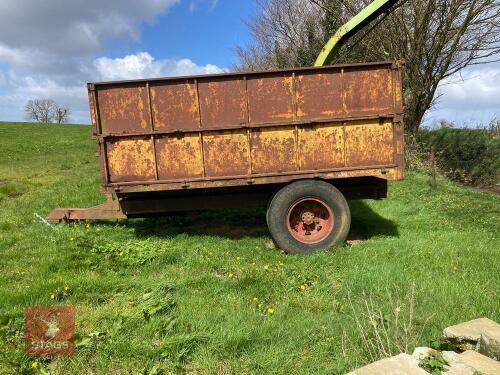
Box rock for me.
[459,350,500,375]
[440,351,477,375]
[348,353,429,375]
[478,332,500,361]
[264,240,276,249]
[412,346,438,361]
[443,318,500,351]
[442,363,477,375]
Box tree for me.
[236,0,500,136]
[25,99,70,124]
[54,106,70,124]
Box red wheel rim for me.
[286,197,334,244]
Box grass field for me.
[0,121,499,374]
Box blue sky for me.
[106,0,254,67]
[0,0,498,125]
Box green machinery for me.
[315,0,400,66]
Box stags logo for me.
[25,306,75,356]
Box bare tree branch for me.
[25,99,70,124]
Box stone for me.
[443,318,500,351]
[442,364,477,375]
[478,332,500,361]
[348,353,429,375]
[458,350,500,375]
[412,346,438,361]
[440,351,476,375]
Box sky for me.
[0,0,498,126]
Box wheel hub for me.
[301,211,316,225]
[287,197,334,244]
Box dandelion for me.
[50,294,55,299]
[119,251,124,256]
[96,228,101,232]
[267,307,274,315]
[263,264,270,271]
[228,273,234,278]
[31,361,39,369]
[64,286,69,291]
[236,256,241,261]
[300,284,306,291]
[70,237,74,241]
[252,297,258,302]
[258,303,263,309]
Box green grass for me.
[0,121,499,374]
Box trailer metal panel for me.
[85,60,404,196]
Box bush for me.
[416,125,499,187]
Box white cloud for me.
[93,52,223,81]
[0,0,179,57]
[425,62,500,126]
[0,52,224,122]
[188,0,219,13]
[0,1,227,123]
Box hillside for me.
[0,121,499,374]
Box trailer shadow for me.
[119,200,398,241]
[348,200,399,242]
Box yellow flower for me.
[31,361,39,369]
[300,284,306,291]
[228,273,234,278]
[267,307,274,315]
[236,256,241,261]
[258,303,263,309]
[252,297,258,302]
[70,237,74,241]
[96,228,101,232]
[263,264,270,271]
[119,251,124,256]
[64,286,69,291]
[50,294,55,299]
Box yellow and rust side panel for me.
[250,126,297,174]
[150,81,200,131]
[106,137,156,182]
[295,71,343,120]
[343,66,393,117]
[203,130,249,177]
[155,134,204,179]
[198,79,247,128]
[98,85,151,134]
[247,75,294,124]
[345,119,394,167]
[298,123,345,170]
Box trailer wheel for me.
[266,180,350,254]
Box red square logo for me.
[25,306,75,356]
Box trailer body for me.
[92,60,403,191]
[48,61,404,247]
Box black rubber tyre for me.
[266,180,350,254]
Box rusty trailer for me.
[48,60,404,253]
